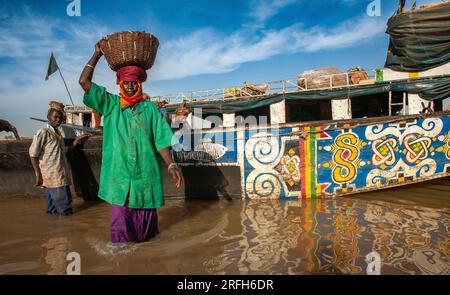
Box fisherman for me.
[79,43,183,244]
[48,101,66,123]
[29,103,91,215]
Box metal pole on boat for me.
[58,68,75,106]
[45,52,74,106]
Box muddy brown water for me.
[0,178,449,275]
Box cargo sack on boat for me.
[347,67,370,85]
[385,1,450,72]
[297,67,347,90]
[241,81,269,96]
[98,31,159,71]
[225,87,240,98]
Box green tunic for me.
[83,83,174,209]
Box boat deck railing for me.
[154,70,377,104]
[64,105,93,112]
[63,69,377,109]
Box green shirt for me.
[83,83,174,208]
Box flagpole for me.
[57,68,74,106]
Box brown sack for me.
[347,67,369,85]
[241,81,269,96]
[298,67,347,90]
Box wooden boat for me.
[157,0,450,199]
[1,1,449,199]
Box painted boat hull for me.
[1,112,449,199]
[173,112,450,199]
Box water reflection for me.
[235,200,302,274]
[214,196,449,275]
[41,237,71,275]
[0,180,448,274]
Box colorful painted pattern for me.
[174,115,450,199]
[316,117,450,197]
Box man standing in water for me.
[79,43,183,244]
[29,105,90,215]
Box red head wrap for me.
[116,66,147,84]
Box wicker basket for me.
[98,31,159,71]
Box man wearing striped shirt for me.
[29,106,90,215]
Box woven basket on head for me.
[98,31,159,71]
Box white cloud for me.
[249,0,299,24]
[299,15,386,51]
[0,6,113,137]
[152,14,386,81]
[0,3,387,137]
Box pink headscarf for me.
[116,66,147,84]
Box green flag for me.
[45,52,59,80]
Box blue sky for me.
[0,0,440,136]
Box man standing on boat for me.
[79,43,183,244]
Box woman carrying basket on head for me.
[79,40,183,244]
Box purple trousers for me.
[111,198,159,243]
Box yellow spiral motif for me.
[332,133,360,183]
[446,136,450,159]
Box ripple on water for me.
[0,262,41,274]
[85,236,139,258]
